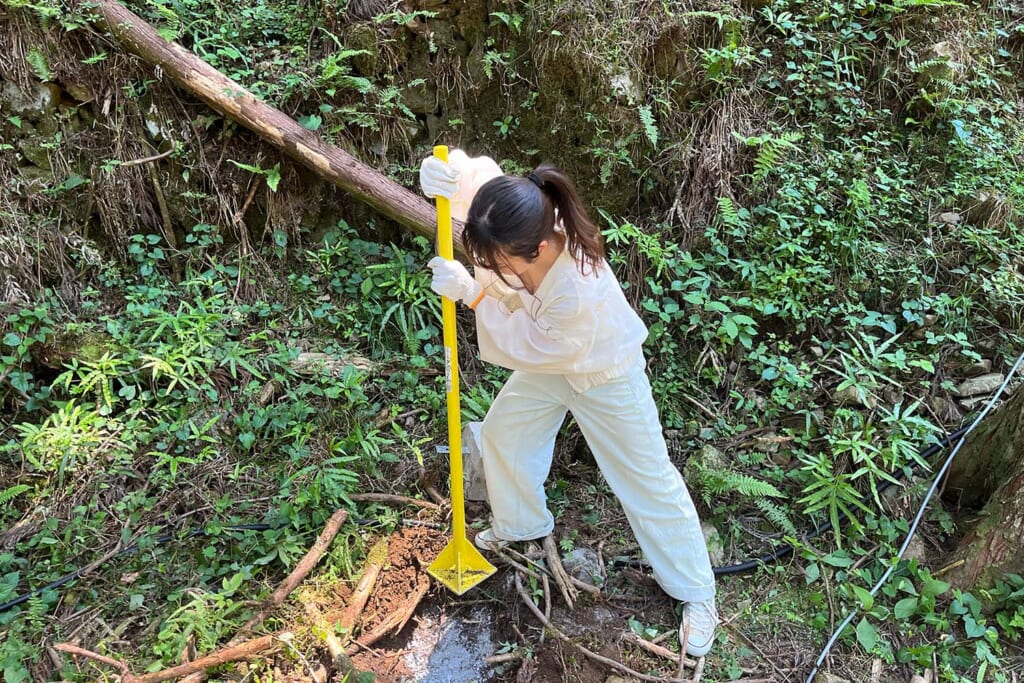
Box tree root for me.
[513,571,693,683]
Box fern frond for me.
[638,105,658,147]
[0,484,31,506]
[26,47,52,82]
[699,467,785,499]
[754,498,798,536]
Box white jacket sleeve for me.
[474,292,590,372]
[447,150,503,222]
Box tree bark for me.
[942,385,1024,588]
[86,0,459,247]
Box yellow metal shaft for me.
[433,144,467,545]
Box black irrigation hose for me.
[0,424,977,614]
[615,424,973,577]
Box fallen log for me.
[87,0,462,248]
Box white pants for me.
[480,364,717,603]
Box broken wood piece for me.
[232,509,348,643]
[513,571,692,683]
[302,599,358,679]
[347,574,430,653]
[541,535,578,609]
[349,493,439,510]
[337,536,389,644]
[620,631,698,669]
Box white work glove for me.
[428,256,483,305]
[419,156,460,199]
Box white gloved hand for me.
[419,156,460,199]
[428,256,483,304]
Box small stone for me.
[684,444,727,481]
[964,359,992,377]
[834,384,878,409]
[17,138,52,169]
[955,373,1005,397]
[938,211,962,224]
[562,548,603,586]
[903,536,927,563]
[929,396,960,422]
[959,395,989,411]
[1,81,60,119]
[815,674,851,683]
[701,522,724,566]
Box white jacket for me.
[447,151,649,391]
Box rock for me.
[562,547,603,586]
[903,536,927,563]
[954,373,1004,397]
[959,395,990,411]
[701,522,724,566]
[815,674,850,683]
[929,396,961,422]
[1,81,61,119]
[401,81,437,115]
[289,351,372,376]
[684,444,727,481]
[606,677,642,683]
[17,138,52,169]
[938,211,962,224]
[609,72,638,103]
[462,422,488,502]
[834,384,878,409]
[964,359,992,377]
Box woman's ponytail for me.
[462,162,605,280]
[529,164,605,275]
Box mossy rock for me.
[31,327,120,370]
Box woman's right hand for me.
[419,156,460,199]
[428,256,483,305]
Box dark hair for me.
[462,164,605,281]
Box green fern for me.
[754,498,798,536]
[734,131,803,181]
[698,466,785,499]
[26,47,52,82]
[0,484,30,506]
[716,196,745,230]
[638,105,658,147]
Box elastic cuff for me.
[467,289,486,310]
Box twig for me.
[722,622,791,683]
[131,635,276,683]
[349,493,439,510]
[690,654,705,682]
[514,572,691,683]
[120,144,176,167]
[485,652,522,665]
[232,509,348,642]
[302,598,357,678]
[416,465,447,507]
[53,643,130,678]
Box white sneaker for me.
[680,600,719,657]
[473,527,511,551]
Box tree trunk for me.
[942,385,1024,588]
[87,0,458,247]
